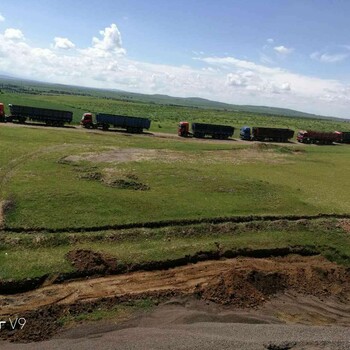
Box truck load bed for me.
[297,130,338,144]
[8,104,73,126]
[96,113,151,133]
[252,127,294,142]
[191,123,234,139]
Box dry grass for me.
[61,144,297,166]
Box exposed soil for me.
[0,246,319,294]
[65,249,118,274]
[61,145,294,167]
[338,219,350,233]
[0,255,349,343]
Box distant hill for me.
[0,75,344,121]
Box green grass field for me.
[0,86,350,282]
[1,125,350,229]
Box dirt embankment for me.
[0,254,349,342]
[0,246,319,294]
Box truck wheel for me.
[102,124,109,131]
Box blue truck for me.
[81,112,151,133]
[7,104,73,126]
[240,126,294,142]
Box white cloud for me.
[267,38,274,44]
[281,82,291,91]
[53,37,75,50]
[196,55,350,112]
[0,13,5,22]
[91,23,125,55]
[310,51,348,63]
[4,28,24,40]
[274,45,294,55]
[0,26,350,118]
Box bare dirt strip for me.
[0,255,349,343]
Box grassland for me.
[0,83,350,282]
[1,125,350,229]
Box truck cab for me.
[297,130,307,143]
[178,121,190,137]
[240,126,251,140]
[0,103,5,122]
[80,113,94,128]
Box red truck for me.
[0,103,5,122]
[297,130,338,144]
[334,131,350,144]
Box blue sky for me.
[0,0,350,117]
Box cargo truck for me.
[80,113,151,133]
[334,131,350,144]
[0,103,5,122]
[240,126,294,142]
[297,130,338,144]
[178,121,234,139]
[7,104,73,126]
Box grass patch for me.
[57,298,155,327]
[1,219,349,281]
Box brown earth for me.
[338,219,350,233]
[65,249,118,274]
[61,145,294,166]
[0,255,349,342]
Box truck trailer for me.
[335,131,350,144]
[0,103,5,122]
[240,126,294,142]
[297,130,338,144]
[7,104,73,126]
[80,112,151,133]
[178,121,234,139]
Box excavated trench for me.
[0,252,349,343]
[0,246,319,294]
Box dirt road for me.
[0,121,304,146]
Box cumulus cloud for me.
[91,23,126,55]
[53,37,75,50]
[0,13,5,22]
[197,55,350,110]
[310,51,348,63]
[4,28,24,40]
[274,45,294,55]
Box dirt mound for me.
[202,270,288,308]
[201,257,350,307]
[66,249,118,273]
